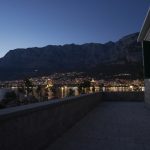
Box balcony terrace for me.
[0,92,145,150]
[47,100,150,150]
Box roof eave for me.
[138,8,150,42]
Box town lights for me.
[129,85,133,91]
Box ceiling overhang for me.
[138,8,150,42]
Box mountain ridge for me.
[0,32,143,81]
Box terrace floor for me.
[46,101,150,150]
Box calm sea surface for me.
[0,86,140,102]
[0,87,80,101]
[0,89,12,101]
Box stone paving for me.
[46,102,150,150]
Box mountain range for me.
[0,32,143,81]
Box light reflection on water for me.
[0,89,12,101]
[0,86,144,101]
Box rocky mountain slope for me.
[0,32,143,80]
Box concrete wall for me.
[145,79,150,104]
[0,92,144,150]
[102,92,144,101]
[0,93,102,150]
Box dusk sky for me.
[0,0,149,58]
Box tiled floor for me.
[46,102,150,150]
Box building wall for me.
[145,79,150,104]
[143,41,150,78]
[142,41,150,104]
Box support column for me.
[143,41,150,104]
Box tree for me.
[67,89,74,97]
[17,84,25,102]
[99,83,104,92]
[82,80,91,88]
[51,84,58,98]
[92,86,95,93]
[78,84,83,94]
[18,84,25,94]
[23,78,35,103]
[24,78,33,97]
[78,80,91,94]
[36,85,42,101]
[2,91,18,106]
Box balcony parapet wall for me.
[0,93,102,150]
[102,92,144,101]
[0,92,144,150]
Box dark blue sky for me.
[0,0,149,57]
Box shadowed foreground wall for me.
[0,92,144,150]
[145,79,150,104]
[102,92,144,101]
[0,93,102,150]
